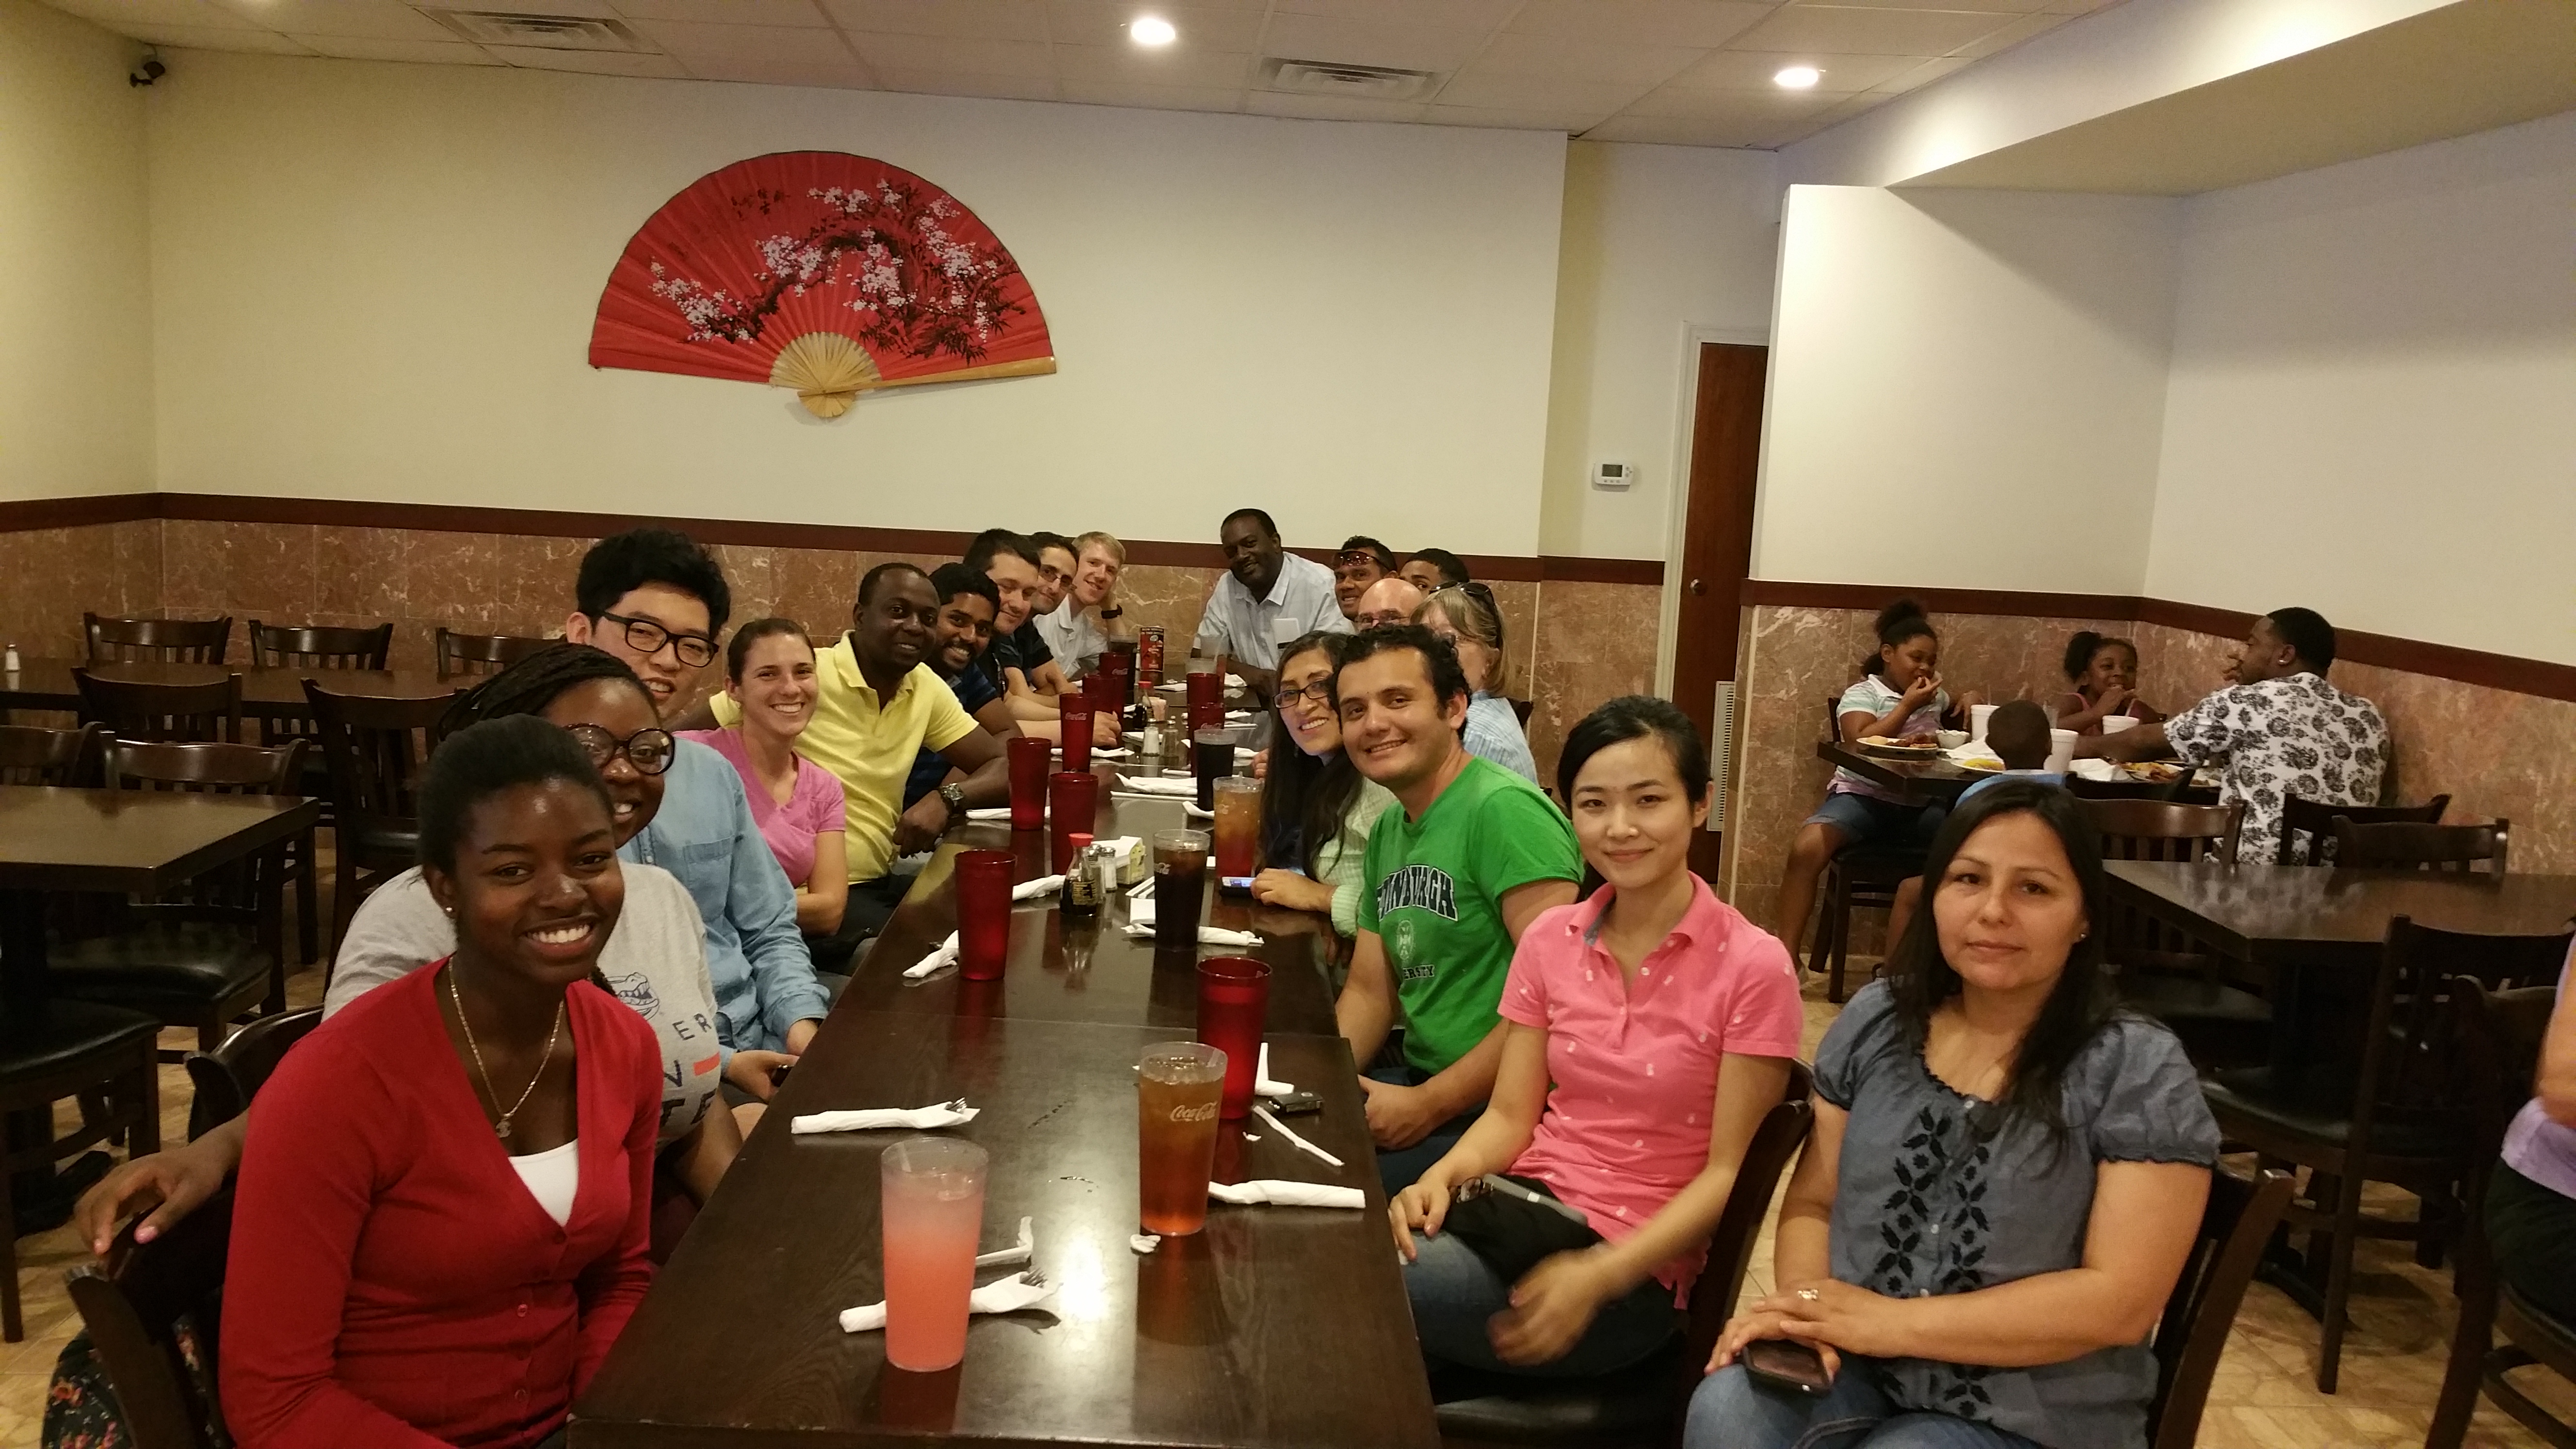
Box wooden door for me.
[1674,342,1766,876]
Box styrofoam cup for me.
[2101,714,2140,734]
[1969,704,1997,742]
[2046,728,2077,775]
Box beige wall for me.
[0,0,152,501]
[142,51,1568,556]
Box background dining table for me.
[1815,739,2216,805]
[0,656,461,721]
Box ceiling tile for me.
[1045,2,1265,50]
[679,53,875,85]
[205,0,454,40]
[1769,87,1893,140]
[1420,102,1615,131]
[1242,90,1430,122]
[1052,41,1253,87]
[1724,5,2019,55]
[818,0,1046,40]
[1579,113,1775,146]
[44,0,256,30]
[1506,0,1774,49]
[609,0,829,22]
[1949,9,2068,56]
[1664,47,1919,91]
[871,64,1061,99]
[1060,79,1243,111]
[479,44,689,75]
[1465,30,1707,85]
[1432,70,1650,113]
[630,17,856,61]
[1617,83,1839,122]
[840,30,1054,76]
[410,0,618,12]
[1257,11,1495,71]
[124,22,316,50]
[291,33,499,61]
[1797,0,2041,10]
[1869,52,1970,92]
[1273,0,1518,22]
[2045,0,2120,11]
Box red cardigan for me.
[220,963,661,1449]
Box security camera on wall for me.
[130,51,166,87]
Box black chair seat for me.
[0,1000,164,1081]
[1830,841,1923,882]
[2119,972,2273,1025]
[1431,1339,1682,1446]
[49,924,274,1004]
[2202,1069,2460,1159]
[344,824,419,861]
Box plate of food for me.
[1858,733,1944,758]
[1951,753,2006,773]
[2119,761,2185,784]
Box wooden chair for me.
[2,1000,162,1340]
[435,627,548,678]
[246,620,392,672]
[62,1186,234,1449]
[1430,1063,1816,1449]
[304,681,447,956]
[2200,917,2576,1392]
[2148,1167,2297,1449]
[2331,818,2510,876]
[48,740,307,1057]
[181,1006,323,1143]
[2428,978,2576,1449]
[73,669,242,744]
[84,614,231,666]
[2277,794,2448,866]
[0,721,107,786]
[2082,799,2270,1070]
[1815,696,1924,1005]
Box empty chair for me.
[2082,798,2269,1069]
[0,721,108,787]
[1,1000,162,1340]
[434,627,549,678]
[73,669,242,744]
[84,613,231,666]
[48,739,308,1056]
[61,1186,235,1449]
[247,620,393,672]
[303,681,451,953]
[1813,697,1924,1005]
[2277,793,2448,866]
[2331,817,2510,875]
[182,1005,323,1143]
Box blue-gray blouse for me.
[1815,982,2220,1449]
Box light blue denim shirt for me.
[621,739,827,1054]
[1463,692,1540,786]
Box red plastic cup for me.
[955,849,1014,981]
[1006,735,1050,832]
[1186,669,1221,718]
[1060,694,1094,773]
[1048,771,1100,874]
[1195,957,1271,1119]
[1098,651,1134,709]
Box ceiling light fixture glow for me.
[1130,16,1177,46]
[1773,65,1821,89]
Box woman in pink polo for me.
[1390,695,1805,1377]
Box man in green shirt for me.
[1337,625,1581,1192]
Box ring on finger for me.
[1796,1288,1821,1303]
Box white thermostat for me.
[1593,461,1635,491]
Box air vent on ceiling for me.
[1256,57,1441,102]
[427,10,654,51]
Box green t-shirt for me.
[1357,756,1581,1075]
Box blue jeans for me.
[1366,1062,1484,1195]
[1403,1231,1678,1377]
[1686,1359,2043,1449]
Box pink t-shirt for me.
[1497,876,1804,1298]
[676,728,846,889]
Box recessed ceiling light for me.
[1773,65,1822,89]
[1130,16,1176,46]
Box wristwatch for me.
[937,782,968,824]
[1098,606,1124,620]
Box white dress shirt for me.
[1192,552,1351,671]
[1036,598,1108,673]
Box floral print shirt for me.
[2161,671,2390,862]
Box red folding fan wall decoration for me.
[589,151,1054,418]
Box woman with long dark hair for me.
[1691,780,2218,1449]
[1248,630,1394,940]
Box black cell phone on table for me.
[1268,1091,1323,1115]
[1742,1339,1832,1398]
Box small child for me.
[1960,699,2065,802]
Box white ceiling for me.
[43,0,2125,150]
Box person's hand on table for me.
[724,1049,798,1101]
[74,1140,227,1256]
[1492,1250,1619,1366]
[1091,709,1124,747]
[1388,1170,1456,1260]
[893,794,950,856]
[1249,869,1332,914]
[1946,687,1984,713]
[1359,1076,1445,1149]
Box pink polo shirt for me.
[1497,876,1804,1298]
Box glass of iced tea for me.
[1137,1042,1225,1235]
[880,1136,988,1371]
[1211,776,1260,892]
[1152,829,1208,950]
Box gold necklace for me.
[445,966,564,1141]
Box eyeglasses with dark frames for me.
[1274,679,1335,713]
[564,724,676,776]
[595,612,717,669]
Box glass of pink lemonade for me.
[880,1136,988,1372]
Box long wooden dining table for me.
[571,770,1441,1449]
[1815,739,2216,806]
[0,656,461,721]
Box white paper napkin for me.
[964,806,1024,823]
[1119,900,1262,948]
[1114,774,1199,797]
[790,1100,979,1134]
[1255,1043,1294,1099]
[1012,875,1065,902]
[1209,1180,1366,1210]
[1252,1105,1343,1168]
[839,1272,1055,1333]
[2069,758,2121,782]
[902,932,961,979]
[1089,745,1131,759]
[1183,803,1214,821]
[975,1216,1034,1268]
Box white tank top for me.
[508,1139,580,1226]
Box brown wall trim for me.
[1743,580,2576,705]
[0,492,158,531]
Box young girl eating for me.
[2054,631,2162,736]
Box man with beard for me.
[1194,507,1350,700]
[904,564,1025,809]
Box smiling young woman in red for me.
[221,717,663,1449]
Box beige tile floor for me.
[4,962,2574,1447]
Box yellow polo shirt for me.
[709,634,974,883]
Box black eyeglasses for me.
[564,724,676,776]
[1426,580,1496,607]
[596,612,717,669]
[1274,679,1334,713]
